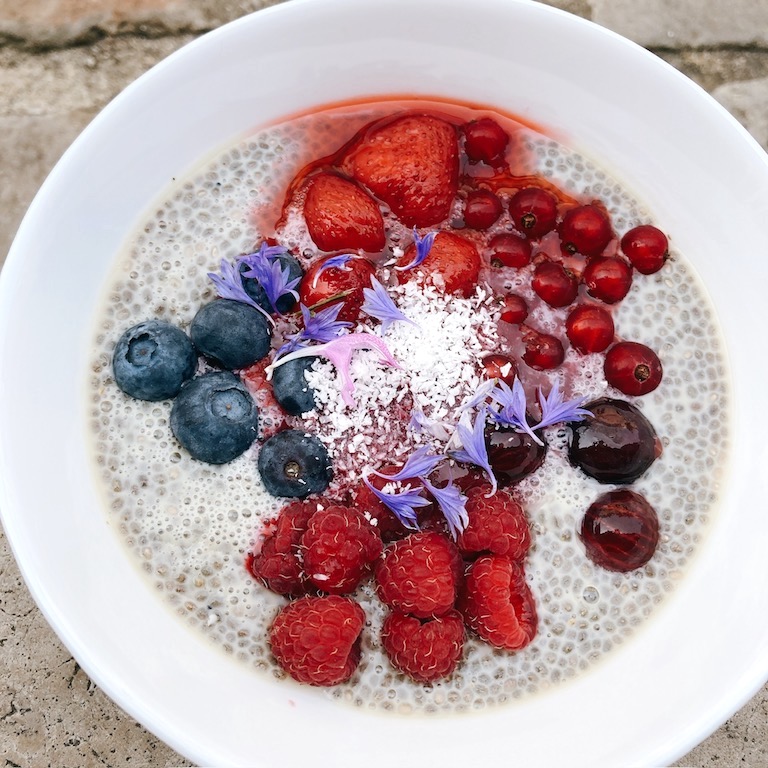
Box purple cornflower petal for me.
[361,276,418,334]
[488,379,542,446]
[370,446,444,483]
[408,407,452,441]
[300,302,353,344]
[395,228,437,272]
[266,332,401,407]
[311,253,355,288]
[207,258,274,324]
[421,476,469,539]
[362,475,429,530]
[458,378,498,412]
[449,410,498,495]
[241,257,300,314]
[536,380,592,430]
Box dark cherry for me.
[481,353,517,385]
[463,189,503,230]
[463,117,509,165]
[508,188,558,239]
[486,423,547,486]
[580,489,660,572]
[567,397,661,484]
[499,294,529,325]
[582,255,633,304]
[565,304,615,353]
[621,224,669,274]
[604,341,663,396]
[521,326,565,370]
[531,260,578,307]
[299,255,376,322]
[558,204,613,256]
[488,232,531,268]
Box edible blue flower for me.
[422,475,469,539]
[362,475,430,530]
[241,254,300,315]
[395,228,437,272]
[276,302,353,359]
[535,380,592,430]
[449,410,498,495]
[361,276,418,334]
[370,445,444,483]
[207,258,274,324]
[311,253,354,288]
[488,378,542,445]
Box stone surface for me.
[1,1,768,766]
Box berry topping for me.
[485,423,547,487]
[458,554,538,651]
[299,254,376,322]
[462,117,509,165]
[463,189,503,230]
[580,489,660,572]
[396,230,481,297]
[565,304,615,353]
[531,260,579,307]
[520,326,565,370]
[170,371,259,464]
[488,232,532,269]
[301,504,383,594]
[270,356,318,416]
[375,531,463,619]
[381,610,465,683]
[239,245,303,315]
[604,341,663,396]
[112,319,197,401]
[257,428,333,498]
[558,204,613,256]
[302,171,386,253]
[508,187,558,239]
[499,294,529,324]
[567,398,661,484]
[457,485,530,561]
[341,113,459,228]
[582,255,633,304]
[269,595,365,686]
[621,224,669,275]
[481,353,517,385]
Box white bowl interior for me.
[2,0,768,765]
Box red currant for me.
[603,341,663,396]
[521,326,565,370]
[531,260,578,308]
[499,294,528,325]
[621,224,668,274]
[508,188,558,239]
[488,232,531,268]
[558,204,613,256]
[565,304,615,353]
[481,353,517,385]
[580,489,659,572]
[582,256,633,304]
[463,117,509,165]
[463,189,503,230]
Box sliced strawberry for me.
[299,255,376,323]
[340,113,459,228]
[302,172,385,253]
[396,231,480,297]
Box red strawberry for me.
[396,231,480,297]
[457,486,531,561]
[375,531,463,618]
[340,113,459,228]
[381,610,465,683]
[269,595,365,686]
[458,554,538,651]
[301,504,383,594]
[302,172,385,253]
[248,499,317,596]
[299,254,376,322]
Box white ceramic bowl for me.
[2,0,768,765]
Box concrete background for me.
[1,0,767,765]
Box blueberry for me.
[240,254,303,314]
[190,299,271,370]
[271,357,318,415]
[170,371,259,464]
[112,319,197,401]
[257,429,332,498]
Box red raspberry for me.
[375,531,463,618]
[457,486,530,561]
[302,504,382,594]
[458,554,538,650]
[269,595,365,686]
[248,499,316,596]
[381,610,465,683]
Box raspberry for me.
[302,504,382,594]
[457,486,530,561]
[375,531,463,618]
[269,595,365,686]
[248,499,316,596]
[381,610,465,683]
[458,555,538,650]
